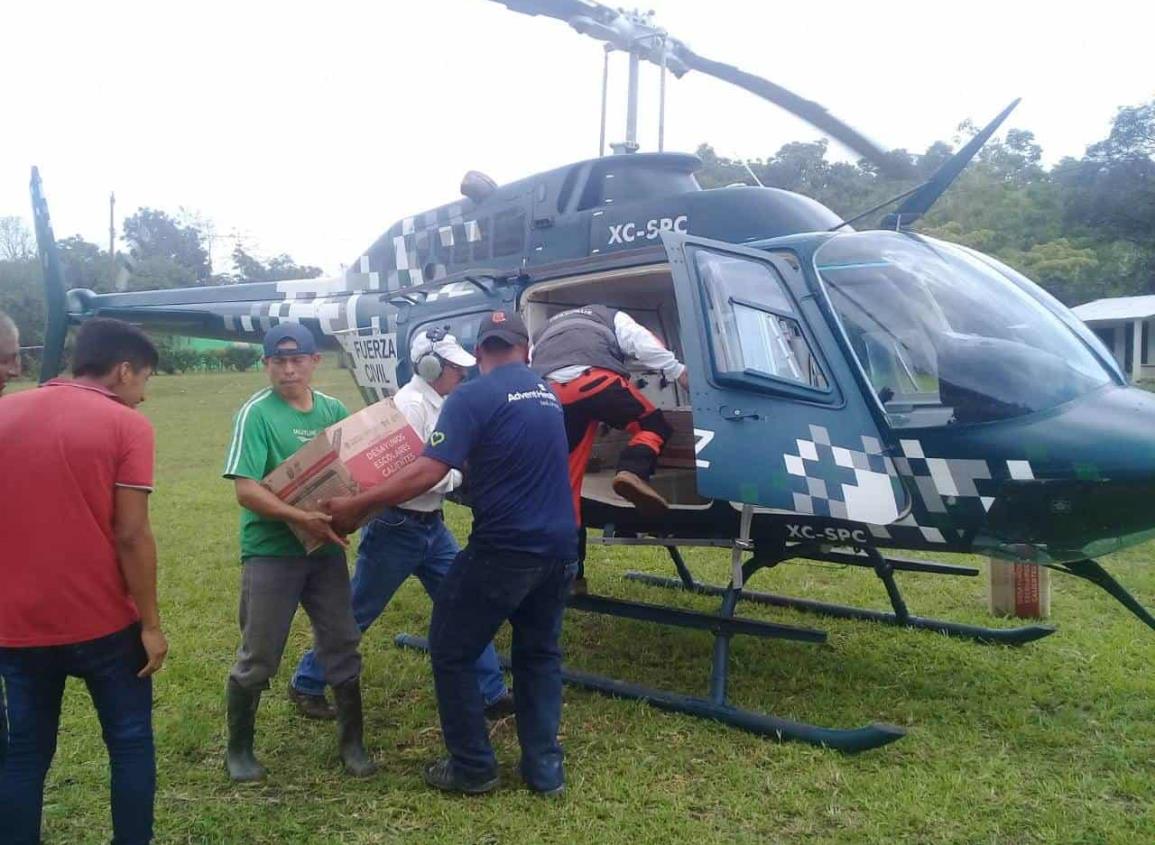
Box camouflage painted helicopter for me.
[31,0,1155,752]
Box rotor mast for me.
[584,7,669,156]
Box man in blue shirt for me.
[327,310,577,796]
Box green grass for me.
[21,364,1155,843]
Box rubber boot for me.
[225,678,267,782]
[332,677,378,777]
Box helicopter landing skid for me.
[393,520,906,754]
[394,576,906,755]
[1048,559,1155,631]
[620,543,1056,646]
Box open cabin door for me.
[662,231,909,524]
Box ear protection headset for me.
[416,326,449,381]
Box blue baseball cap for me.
[262,323,318,357]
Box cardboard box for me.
[262,399,425,552]
[988,558,1052,619]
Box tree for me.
[122,208,211,281]
[0,216,34,261]
[693,97,1155,304]
[56,235,114,292]
[229,245,323,283]
[123,256,198,291]
[0,257,47,350]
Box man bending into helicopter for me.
[530,304,688,523]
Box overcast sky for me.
[2,0,1152,275]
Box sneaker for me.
[423,756,499,795]
[484,691,516,721]
[533,782,565,798]
[612,471,669,518]
[288,685,337,721]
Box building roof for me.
[1072,295,1155,324]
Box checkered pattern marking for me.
[782,429,1035,546]
[783,425,901,525]
[368,204,487,292]
[221,284,397,341]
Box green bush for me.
[221,345,262,372]
[155,337,209,374]
[152,336,261,374]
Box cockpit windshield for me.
[814,232,1113,428]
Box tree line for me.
[0,208,322,353]
[1,97,1152,357]
[695,99,1154,307]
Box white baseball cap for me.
[410,330,476,368]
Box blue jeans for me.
[1,676,7,766]
[429,545,576,791]
[293,508,508,705]
[0,624,155,845]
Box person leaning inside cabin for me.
[220,323,376,783]
[529,303,689,520]
[0,317,167,845]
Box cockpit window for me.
[694,249,828,390]
[815,232,1112,428]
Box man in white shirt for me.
[531,305,688,523]
[289,328,512,720]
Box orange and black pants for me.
[548,368,673,521]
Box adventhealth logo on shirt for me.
[507,385,561,409]
[429,431,446,446]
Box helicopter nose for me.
[982,385,1155,561]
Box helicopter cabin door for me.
[661,231,909,524]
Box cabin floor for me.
[582,465,712,510]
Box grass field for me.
[20,363,1155,844]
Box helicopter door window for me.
[694,249,828,391]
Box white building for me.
[1072,295,1155,382]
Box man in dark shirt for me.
[327,310,577,796]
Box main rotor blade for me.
[674,47,889,168]
[489,0,889,167]
[490,0,617,23]
[880,98,1021,228]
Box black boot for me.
[225,678,266,783]
[423,756,499,795]
[332,677,377,777]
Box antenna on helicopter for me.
[492,0,889,166]
[742,160,765,188]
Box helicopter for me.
[29,0,1155,753]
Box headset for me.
[416,326,449,381]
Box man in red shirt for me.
[0,318,168,845]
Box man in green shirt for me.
[221,324,375,781]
